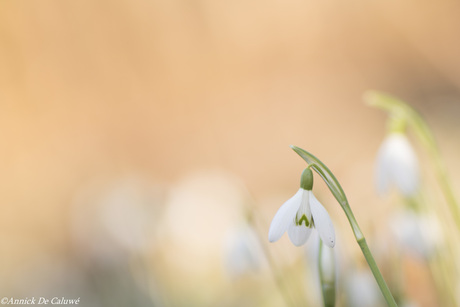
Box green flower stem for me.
[357,238,397,307]
[345,205,397,307]
[318,240,336,307]
[291,146,398,307]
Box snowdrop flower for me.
[223,223,265,278]
[375,133,419,197]
[268,168,335,247]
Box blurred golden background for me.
[1,1,460,306]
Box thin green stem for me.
[357,238,397,307]
[342,206,363,241]
[343,205,397,307]
[318,240,336,307]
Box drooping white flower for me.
[268,169,335,247]
[375,133,419,197]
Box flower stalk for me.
[290,145,397,307]
[318,239,336,307]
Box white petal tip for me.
[324,238,335,248]
[310,192,336,248]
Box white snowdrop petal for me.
[393,159,419,196]
[310,192,335,248]
[287,223,312,246]
[268,189,303,242]
[376,134,419,196]
[389,135,419,195]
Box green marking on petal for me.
[296,214,310,227]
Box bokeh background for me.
[1,1,460,306]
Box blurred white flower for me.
[346,269,384,307]
[223,223,265,278]
[71,175,164,264]
[375,133,420,197]
[389,209,441,259]
[268,187,335,247]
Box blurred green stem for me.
[428,251,458,307]
[409,195,459,306]
[318,240,336,307]
[249,210,301,307]
[430,148,460,230]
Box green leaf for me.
[290,145,348,207]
